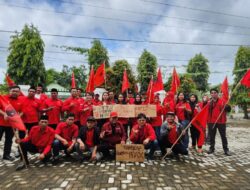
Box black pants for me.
[19,122,38,139]
[48,124,57,130]
[98,143,115,158]
[190,125,201,148]
[159,138,188,155]
[0,126,14,157]
[208,123,228,152]
[19,141,51,164]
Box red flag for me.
[147,76,154,104]
[153,68,164,92]
[0,96,26,131]
[170,67,180,94]
[71,72,76,88]
[122,69,129,93]
[6,74,16,87]
[94,62,105,87]
[240,69,250,88]
[221,76,229,102]
[86,66,95,92]
[191,105,209,146]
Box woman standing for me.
[151,95,163,142]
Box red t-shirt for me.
[62,97,81,121]
[85,128,94,148]
[21,96,41,123]
[21,126,55,155]
[207,98,227,124]
[168,125,178,144]
[151,103,163,127]
[175,101,191,121]
[55,122,78,146]
[79,101,93,126]
[42,98,63,125]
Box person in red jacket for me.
[207,88,231,156]
[127,90,135,104]
[150,95,163,142]
[62,88,81,128]
[21,86,41,138]
[15,115,55,171]
[163,91,175,120]
[108,90,116,104]
[80,92,94,127]
[0,85,23,161]
[93,94,102,105]
[99,111,126,159]
[130,113,157,160]
[35,84,48,104]
[52,113,78,163]
[41,88,63,130]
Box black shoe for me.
[207,149,214,154]
[51,157,59,165]
[224,150,231,156]
[3,155,15,161]
[15,162,27,171]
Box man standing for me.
[207,88,231,156]
[42,88,63,129]
[75,116,102,161]
[52,113,78,163]
[15,115,55,171]
[35,84,48,104]
[130,113,157,160]
[21,86,41,137]
[0,86,22,161]
[99,112,126,158]
[160,112,188,158]
[80,92,93,127]
[62,88,81,127]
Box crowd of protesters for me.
[0,84,231,171]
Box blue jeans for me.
[180,120,189,149]
[145,140,158,158]
[52,139,73,157]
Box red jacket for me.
[207,98,229,124]
[42,98,63,125]
[55,122,78,146]
[150,103,163,127]
[130,123,156,144]
[79,101,93,126]
[21,96,41,123]
[62,97,81,121]
[21,126,55,155]
[0,95,23,126]
[101,121,127,146]
[175,101,191,121]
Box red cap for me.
[110,111,118,118]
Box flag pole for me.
[104,60,107,90]
[12,128,28,169]
[162,105,208,160]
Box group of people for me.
[0,84,231,171]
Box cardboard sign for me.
[116,144,145,162]
[93,105,157,119]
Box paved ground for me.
[0,122,250,190]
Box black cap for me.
[166,112,175,116]
[87,116,96,122]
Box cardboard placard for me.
[93,105,157,119]
[116,144,145,162]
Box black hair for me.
[51,88,58,93]
[29,86,36,91]
[210,88,219,93]
[137,113,147,120]
[66,113,75,119]
[9,85,20,90]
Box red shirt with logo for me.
[55,122,78,146]
[79,101,93,126]
[42,98,63,125]
[21,96,41,123]
[62,97,81,121]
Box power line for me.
[0,29,249,47]
[1,3,250,37]
[142,0,250,20]
[56,0,250,31]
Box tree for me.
[137,49,157,92]
[57,65,87,90]
[106,60,136,94]
[7,24,46,86]
[45,68,60,86]
[187,53,210,92]
[164,74,197,95]
[88,40,109,71]
[232,46,250,119]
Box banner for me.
[116,144,145,162]
[93,104,156,119]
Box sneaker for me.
[207,149,214,154]
[3,155,15,161]
[224,150,231,156]
[15,162,27,171]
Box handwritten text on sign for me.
[93,104,156,119]
[116,144,145,162]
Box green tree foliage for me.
[137,50,157,92]
[45,68,60,86]
[106,60,136,94]
[164,74,197,95]
[232,46,250,119]
[56,65,87,90]
[7,24,46,86]
[187,53,210,92]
